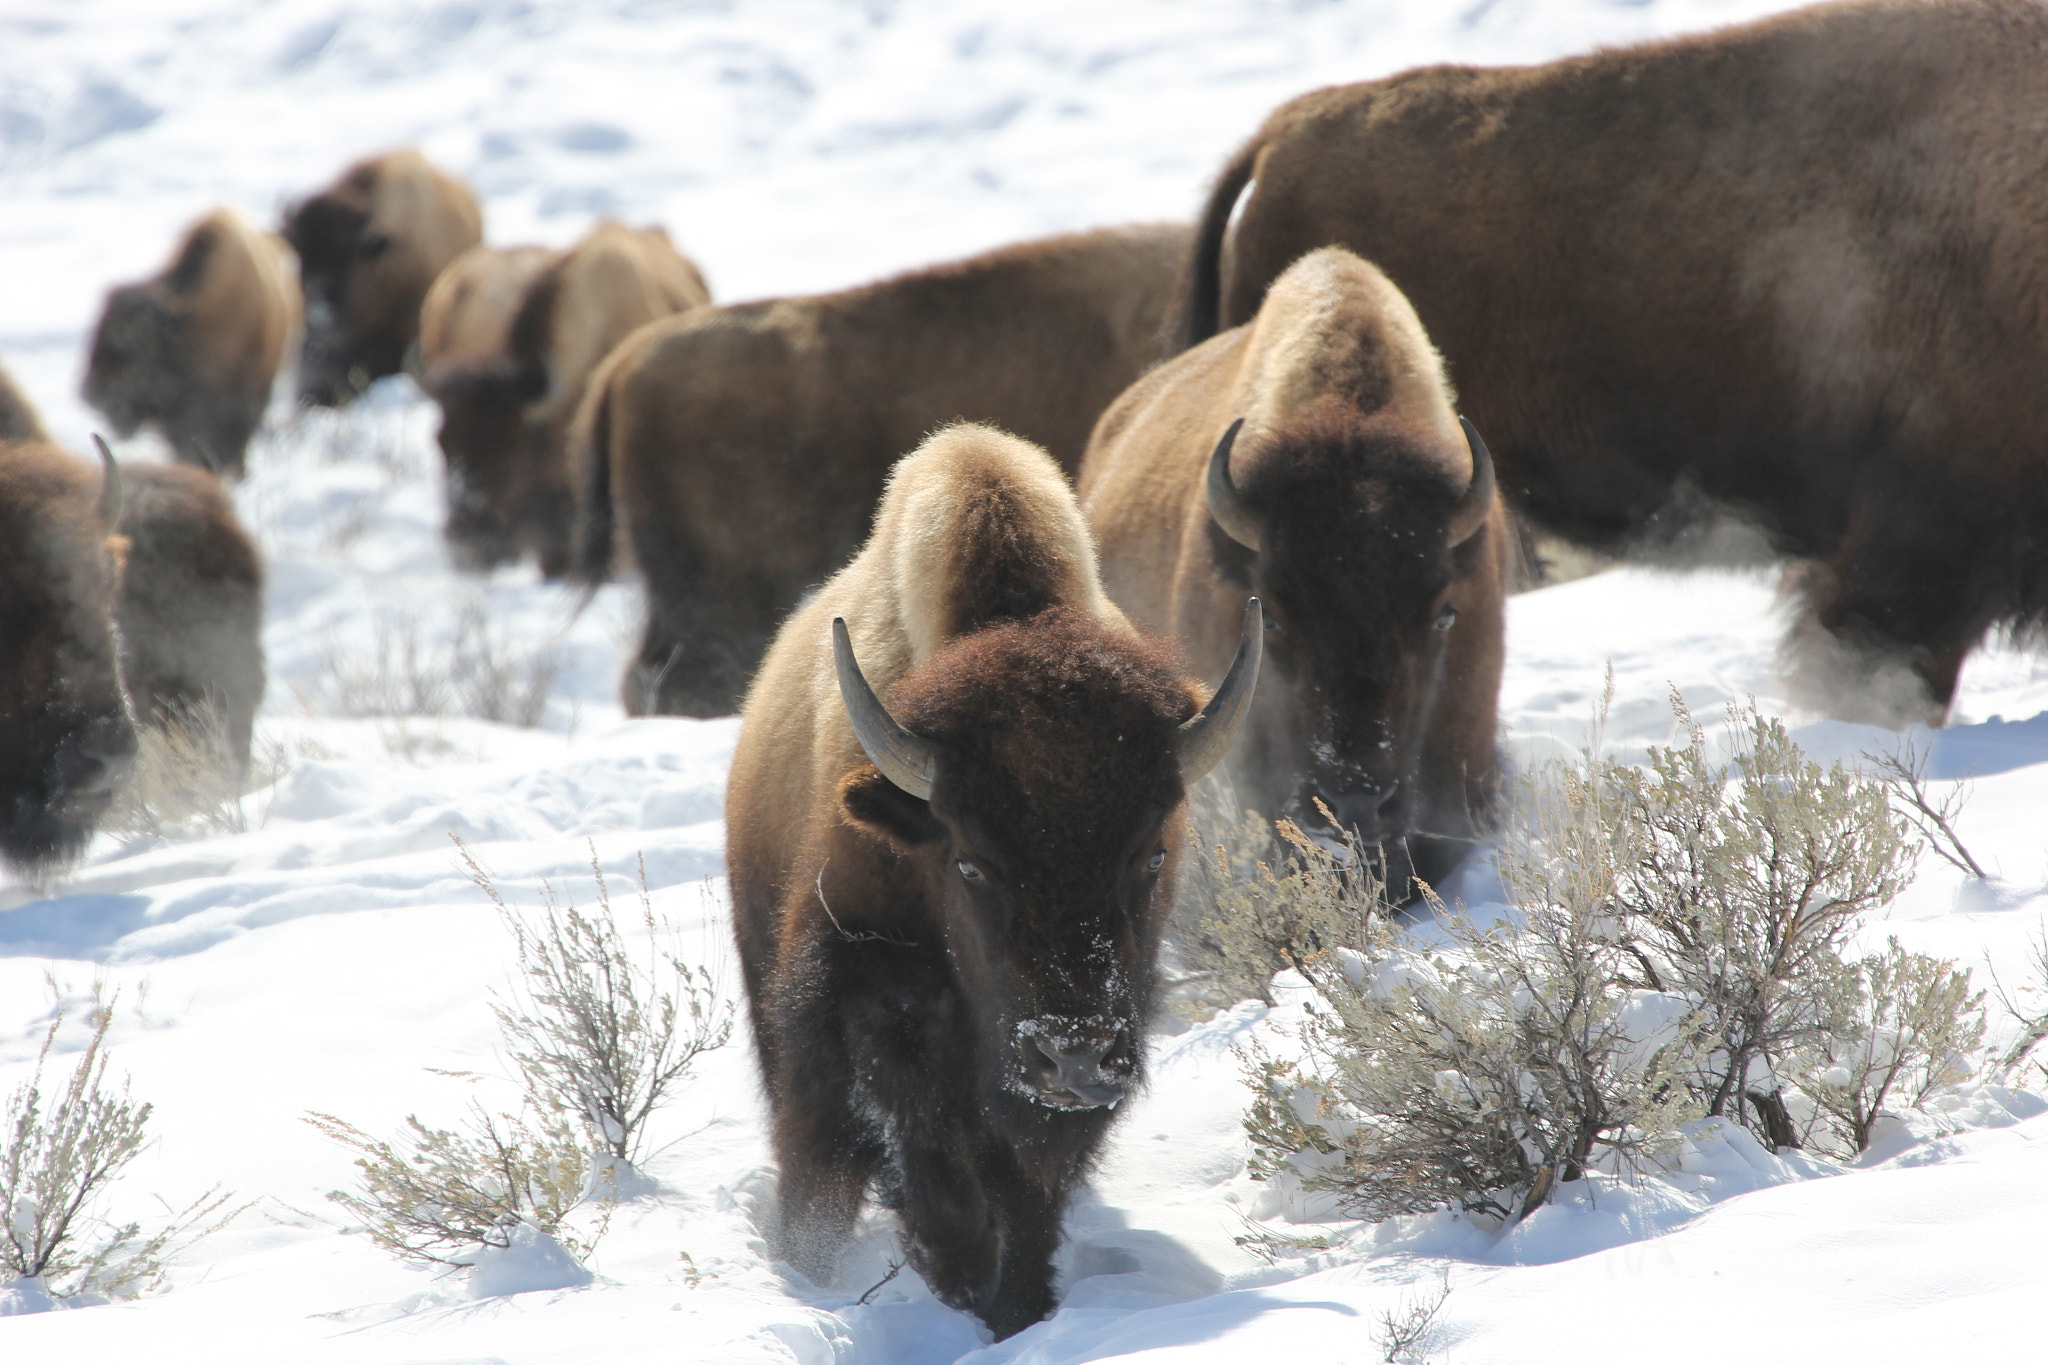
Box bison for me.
[572,222,1191,716]
[0,439,264,878]
[422,222,710,575]
[1174,0,2048,727]
[1083,247,1507,896]
[83,208,299,480]
[284,149,482,407]
[724,423,1258,1338]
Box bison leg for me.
[892,1133,1068,1339]
[770,1095,884,1290]
[1782,510,1991,727]
[975,1157,1068,1340]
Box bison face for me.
[1208,415,1498,879]
[285,187,421,406]
[428,366,548,571]
[832,605,1257,1117]
[83,285,186,435]
[0,455,138,876]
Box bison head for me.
[428,365,547,571]
[831,603,1257,1115]
[1206,409,1500,889]
[83,283,187,441]
[0,441,139,876]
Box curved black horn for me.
[1177,597,1262,782]
[91,434,123,527]
[1205,417,1262,552]
[1445,416,1497,547]
[832,617,939,801]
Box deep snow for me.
[4,1,2048,1361]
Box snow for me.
[5,0,2048,1361]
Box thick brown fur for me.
[418,244,560,572]
[0,443,265,880]
[284,149,482,407]
[83,208,300,480]
[113,460,267,776]
[0,361,50,443]
[573,221,1190,716]
[725,425,1206,1339]
[0,442,137,876]
[1173,0,2048,727]
[1085,247,1509,894]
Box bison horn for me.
[1177,597,1262,782]
[1445,416,1497,548]
[91,434,124,527]
[1205,417,1262,553]
[832,617,940,801]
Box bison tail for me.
[570,357,619,587]
[1168,134,1261,355]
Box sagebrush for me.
[2,988,237,1299]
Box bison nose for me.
[1033,1037,1126,1109]
[61,726,138,807]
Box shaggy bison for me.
[1084,247,1508,895]
[1175,0,2048,726]
[573,222,1190,716]
[422,222,710,575]
[284,149,482,407]
[83,208,299,480]
[724,424,1258,1338]
[0,439,264,878]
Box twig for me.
[856,1259,903,1305]
[815,862,914,946]
[1865,743,1988,879]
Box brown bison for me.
[0,440,264,877]
[83,208,299,480]
[0,359,49,443]
[724,424,1258,1338]
[1174,0,2048,727]
[574,222,1191,716]
[418,244,559,570]
[284,149,482,407]
[422,222,710,575]
[1084,247,1507,895]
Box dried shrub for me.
[105,699,289,841]
[1791,937,1985,1159]
[1593,694,1919,1144]
[3,988,237,1300]
[305,1103,599,1268]
[297,601,561,727]
[463,841,733,1164]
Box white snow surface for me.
[6,1,2048,1360]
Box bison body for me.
[0,440,265,879]
[1177,0,2048,725]
[1085,248,1507,894]
[285,149,482,407]
[725,424,1255,1338]
[83,208,299,480]
[576,222,1189,716]
[423,223,710,575]
[0,444,138,875]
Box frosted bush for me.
[2,990,236,1303]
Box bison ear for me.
[841,767,944,848]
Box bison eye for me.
[358,232,392,260]
[957,860,984,883]
[1433,606,1458,632]
[1145,850,1166,874]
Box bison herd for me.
[5,0,2047,1340]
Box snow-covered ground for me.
[5,1,2048,1360]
